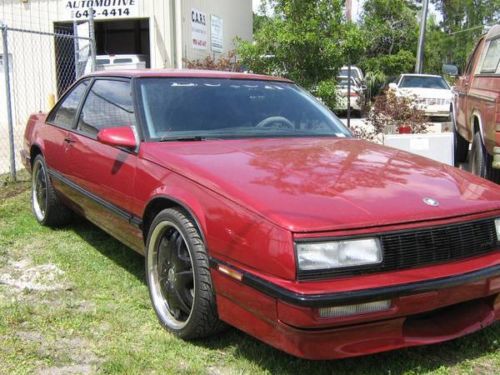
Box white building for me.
[0,0,253,174]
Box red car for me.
[22,70,500,360]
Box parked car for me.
[83,54,148,74]
[22,69,500,360]
[339,65,364,81]
[452,25,500,182]
[389,74,453,120]
[334,75,366,116]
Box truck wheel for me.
[31,155,72,227]
[145,208,225,339]
[453,115,469,165]
[470,132,489,179]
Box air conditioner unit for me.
[383,133,454,166]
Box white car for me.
[334,76,366,115]
[339,66,364,81]
[389,74,452,120]
[84,54,148,74]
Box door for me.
[64,78,142,250]
[454,38,484,139]
[42,79,90,189]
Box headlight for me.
[495,218,500,240]
[296,238,382,271]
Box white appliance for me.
[383,133,454,166]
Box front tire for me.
[145,208,224,339]
[31,155,72,227]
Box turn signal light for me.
[319,300,391,318]
[217,265,243,281]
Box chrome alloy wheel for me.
[147,220,195,329]
[32,160,48,221]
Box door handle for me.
[64,137,75,144]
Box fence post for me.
[73,20,80,79]
[88,7,97,72]
[1,24,16,182]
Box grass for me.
[0,172,499,374]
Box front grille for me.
[297,218,498,281]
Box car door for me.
[454,38,484,139]
[64,78,143,250]
[43,79,90,196]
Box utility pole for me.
[345,0,352,128]
[88,6,97,72]
[415,0,429,74]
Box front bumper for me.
[211,258,500,359]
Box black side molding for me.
[210,258,500,308]
[48,168,143,229]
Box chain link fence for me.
[0,22,95,180]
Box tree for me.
[359,0,419,78]
[430,0,500,72]
[236,0,365,107]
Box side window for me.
[480,38,500,74]
[48,79,89,128]
[77,79,135,137]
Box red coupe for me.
[22,70,500,359]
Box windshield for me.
[137,78,351,141]
[339,68,361,80]
[399,76,450,89]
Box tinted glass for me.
[399,76,449,89]
[339,68,360,79]
[138,78,351,140]
[114,58,133,63]
[96,58,110,65]
[77,80,135,137]
[50,80,89,128]
[480,38,500,73]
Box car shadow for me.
[70,218,499,374]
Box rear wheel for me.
[31,155,72,227]
[470,131,489,179]
[453,114,469,166]
[145,208,224,339]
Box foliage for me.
[430,0,500,73]
[367,89,428,134]
[183,51,242,71]
[358,0,419,78]
[236,0,366,107]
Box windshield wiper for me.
[159,135,208,142]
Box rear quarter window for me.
[479,38,500,74]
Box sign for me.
[191,8,207,50]
[63,0,139,20]
[210,15,223,53]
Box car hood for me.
[141,138,500,232]
[398,87,452,99]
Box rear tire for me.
[31,155,72,227]
[145,208,225,339]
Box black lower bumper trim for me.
[210,258,500,308]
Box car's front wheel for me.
[145,208,224,339]
[31,155,72,227]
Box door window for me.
[48,79,90,129]
[77,79,136,137]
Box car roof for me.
[485,24,500,40]
[86,69,293,83]
[400,74,443,78]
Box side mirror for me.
[442,64,459,76]
[97,126,137,149]
[388,82,398,90]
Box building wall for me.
[180,0,253,62]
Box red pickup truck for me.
[453,25,500,182]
